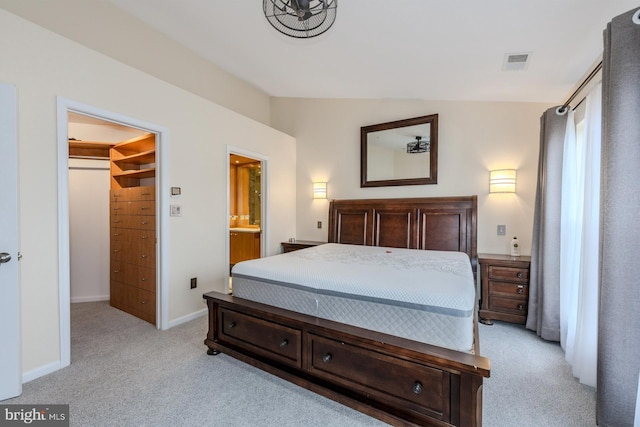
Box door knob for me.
[0,252,11,264]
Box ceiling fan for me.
[263,0,338,39]
[407,136,430,154]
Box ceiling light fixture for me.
[263,0,337,39]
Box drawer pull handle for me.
[413,381,423,395]
[141,300,147,304]
[517,272,523,278]
[141,254,148,258]
[113,233,120,237]
[517,285,524,294]
[114,220,120,223]
[113,249,120,253]
[113,269,120,273]
[141,221,148,225]
[141,192,150,196]
[322,353,332,363]
[141,236,148,240]
[141,207,148,210]
[141,277,146,282]
[280,339,289,348]
[517,304,525,311]
[228,321,236,329]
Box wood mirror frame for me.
[360,114,438,187]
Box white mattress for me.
[231,243,476,352]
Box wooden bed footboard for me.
[204,292,490,427]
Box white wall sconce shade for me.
[313,182,327,199]
[490,169,517,193]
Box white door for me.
[0,83,21,400]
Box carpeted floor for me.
[3,302,596,426]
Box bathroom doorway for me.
[228,151,265,285]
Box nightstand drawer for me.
[489,296,527,315]
[489,281,528,297]
[487,266,529,282]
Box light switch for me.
[170,205,182,217]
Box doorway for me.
[67,112,149,307]
[228,149,266,292]
[57,97,168,370]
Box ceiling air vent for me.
[502,52,531,71]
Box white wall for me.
[0,9,296,377]
[271,98,553,256]
[0,0,271,125]
[68,158,110,303]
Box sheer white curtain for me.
[559,82,602,387]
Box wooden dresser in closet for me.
[109,134,156,324]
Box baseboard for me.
[168,307,207,328]
[70,295,110,303]
[22,360,64,384]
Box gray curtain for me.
[525,107,566,341]
[598,7,640,427]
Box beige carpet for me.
[2,302,596,426]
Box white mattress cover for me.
[231,243,476,352]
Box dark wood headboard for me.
[328,196,478,273]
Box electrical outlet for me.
[190,277,197,289]
[497,225,506,236]
[317,221,322,229]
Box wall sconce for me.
[489,169,517,193]
[313,182,327,199]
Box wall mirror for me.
[361,114,438,187]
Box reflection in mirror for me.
[361,114,438,187]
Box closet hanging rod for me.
[558,61,602,113]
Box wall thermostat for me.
[171,187,181,196]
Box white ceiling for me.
[104,1,638,104]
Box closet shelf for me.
[112,168,156,180]
[112,149,155,165]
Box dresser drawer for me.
[110,281,155,321]
[489,296,527,315]
[111,214,156,230]
[219,308,302,369]
[111,243,155,267]
[111,186,155,202]
[112,200,155,216]
[111,228,155,247]
[307,333,450,422]
[111,260,156,292]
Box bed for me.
[204,196,490,426]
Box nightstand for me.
[281,240,326,253]
[478,253,531,325]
